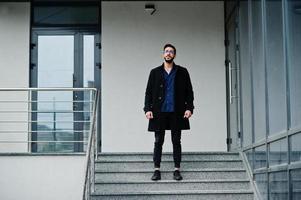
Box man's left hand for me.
[184,110,192,118]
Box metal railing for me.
[82,89,99,200]
[0,88,98,153]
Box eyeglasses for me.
[163,50,175,54]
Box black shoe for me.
[173,170,183,181]
[151,170,161,181]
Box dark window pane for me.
[269,138,288,166]
[255,145,267,169]
[246,149,254,171]
[255,173,268,200]
[226,0,237,20]
[33,6,99,25]
[290,133,301,163]
[240,0,253,147]
[266,0,287,135]
[269,171,288,200]
[291,169,301,200]
[252,0,267,142]
[287,0,301,129]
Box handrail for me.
[82,90,99,200]
[0,87,97,91]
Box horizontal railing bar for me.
[0,130,90,133]
[0,121,91,123]
[0,140,88,143]
[0,131,89,134]
[0,110,93,113]
[0,100,94,103]
[0,88,97,91]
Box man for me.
[144,44,194,181]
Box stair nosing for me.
[91,189,254,196]
[95,168,246,173]
[94,179,251,184]
[98,152,240,156]
[96,160,243,163]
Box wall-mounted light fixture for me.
[145,4,156,15]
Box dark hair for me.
[163,43,176,55]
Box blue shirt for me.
[161,66,177,112]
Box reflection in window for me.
[240,0,252,147]
[290,133,301,163]
[37,36,75,152]
[252,0,266,142]
[254,145,267,169]
[84,35,95,88]
[83,35,95,151]
[269,139,288,166]
[269,171,288,200]
[287,0,301,129]
[246,149,254,171]
[266,0,287,135]
[291,169,301,200]
[255,173,268,200]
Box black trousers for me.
[153,130,182,168]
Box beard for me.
[164,57,174,63]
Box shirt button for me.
[158,97,162,100]
[160,84,163,88]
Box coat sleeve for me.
[185,68,194,113]
[144,69,154,113]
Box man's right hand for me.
[145,111,153,119]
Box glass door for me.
[30,31,100,152]
[226,6,241,151]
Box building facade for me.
[0,0,300,200]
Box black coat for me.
[144,63,194,132]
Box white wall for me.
[0,3,30,152]
[0,2,29,87]
[102,1,227,152]
[0,155,85,200]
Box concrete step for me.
[94,179,251,193]
[97,152,241,162]
[91,190,254,200]
[91,152,253,200]
[95,169,248,182]
[95,160,244,171]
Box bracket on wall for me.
[96,42,101,49]
[145,4,156,15]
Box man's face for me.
[163,47,176,63]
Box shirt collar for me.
[160,62,178,72]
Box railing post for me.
[27,90,31,153]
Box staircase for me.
[91,152,254,200]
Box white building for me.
[0,1,300,200]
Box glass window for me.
[286,0,301,129]
[255,173,268,200]
[83,35,95,88]
[240,0,253,147]
[83,35,95,151]
[37,36,75,152]
[255,145,267,169]
[226,0,237,20]
[291,169,301,200]
[269,171,288,200]
[266,0,287,135]
[251,0,267,142]
[33,6,99,25]
[246,149,254,171]
[290,133,301,163]
[269,138,288,166]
